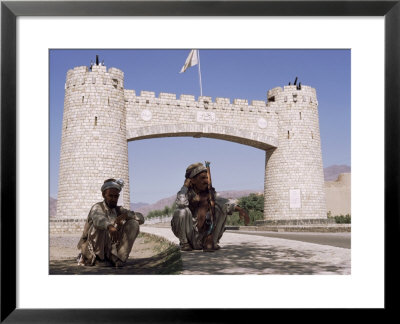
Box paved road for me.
[227,230,351,249]
[140,226,351,275]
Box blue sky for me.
[50,49,350,204]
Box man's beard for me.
[106,201,117,208]
[194,186,208,194]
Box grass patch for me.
[139,232,183,274]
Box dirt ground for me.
[49,233,182,275]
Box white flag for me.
[179,50,199,73]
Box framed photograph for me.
[2,0,398,322]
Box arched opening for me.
[127,137,267,225]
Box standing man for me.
[171,162,249,252]
[77,178,144,267]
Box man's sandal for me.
[180,243,193,251]
[203,243,215,252]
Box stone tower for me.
[263,85,327,220]
[56,63,130,218]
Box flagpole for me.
[197,50,203,97]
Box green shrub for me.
[238,193,264,213]
[226,212,241,226]
[328,213,351,224]
[146,203,176,219]
[227,193,264,226]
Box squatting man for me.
[77,178,144,267]
[171,162,250,252]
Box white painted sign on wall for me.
[289,189,301,209]
[197,111,216,123]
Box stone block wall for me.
[50,218,86,234]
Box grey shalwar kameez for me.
[77,201,144,265]
[171,185,236,249]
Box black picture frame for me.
[1,0,399,322]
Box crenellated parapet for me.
[65,65,124,91]
[267,85,318,107]
[123,90,271,113]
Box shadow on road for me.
[180,241,348,275]
[49,245,182,275]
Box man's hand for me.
[115,213,128,227]
[235,206,250,226]
[184,178,191,188]
[240,209,250,226]
[108,225,119,243]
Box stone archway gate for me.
[56,64,326,224]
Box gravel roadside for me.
[49,232,182,275]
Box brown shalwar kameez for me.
[77,201,144,265]
[171,186,236,249]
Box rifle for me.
[204,161,215,236]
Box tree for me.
[145,202,176,221]
[162,205,172,217]
[227,193,264,226]
[238,193,264,213]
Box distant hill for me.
[133,196,175,216]
[130,202,149,210]
[49,165,350,217]
[324,165,351,181]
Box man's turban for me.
[185,163,207,179]
[101,178,124,192]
